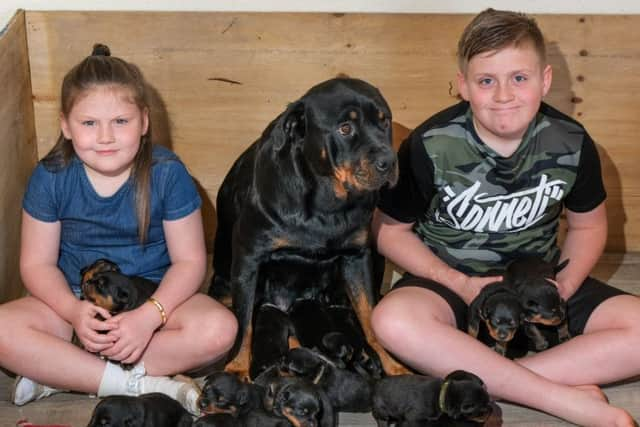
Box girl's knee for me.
[199,306,238,356]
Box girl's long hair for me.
[42,44,152,243]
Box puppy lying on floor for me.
[87,393,192,427]
[371,370,492,426]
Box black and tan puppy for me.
[208,77,406,379]
[193,413,239,427]
[371,370,492,427]
[87,393,192,427]
[198,371,264,417]
[505,257,570,350]
[280,346,373,413]
[80,259,158,314]
[468,281,523,356]
[263,376,337,427]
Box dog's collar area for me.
[438,379,450,414]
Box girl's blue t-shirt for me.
[22,145,202,295]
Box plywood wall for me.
[23,11,640,252]
[0,11,39,302]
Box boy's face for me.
[457,43,552,153]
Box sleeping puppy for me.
[263,376,337,427]
[371,370,491,426]
[280,346,373,413]
[468,281,523,357]
[80,259,158,315]
[87,393,192,427]
[505,257,570,350]
[198,371,264,417]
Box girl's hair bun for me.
[91,43,111,57]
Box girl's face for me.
[61,85,149,181]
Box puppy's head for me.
[199,371,248,416]
[269,379,321,427]
[440,370,492,422]
[480,290,523,343]
[81,271,138,314]
[87,395,145,427]
[80,258,120,287]
[272,77,398,197]
[519,278,566,325]
[320,332,353,367]
[279,347,325,379]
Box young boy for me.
[371,8,638,427]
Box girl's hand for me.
[459,275,503,305]
[100,302,163,364]
[71,300,115,353]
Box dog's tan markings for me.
[349,110,358,120]
[378,111,385,120]
[272,237,291,250]
[320,148,327,160]
[348,286,410,376]
[84,288,115,312]
[288,335,301,349]
[225,325,252,381]
[487,324,517,342]
[333,164,364,198]
[527,315,562,326]
[282,407,303,427]
[201,404,237,416]
[349,228,369,247]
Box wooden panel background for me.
[0,11,38,303]
[23,11,640,252]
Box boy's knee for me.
[371,297,409,345]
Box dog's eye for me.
[338,123,353,136]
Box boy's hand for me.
[71,300,114,353]
[459,275,503,305]
[100,303,162,364]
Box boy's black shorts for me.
[392,274,629,338]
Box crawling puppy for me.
[280,347,372,413]
[263,376,337,427]
[198,371,264,417]
[468,281,523,356]
[87,393,192,427]
[505,257,570,350]
[80,259,158,314]
[372,370,491,426]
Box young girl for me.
[0,44,237,414]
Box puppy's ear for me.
[272,101,306,151]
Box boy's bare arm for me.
[372,209,500,304]
[556,202,607,300]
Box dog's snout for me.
[375,158,391,172]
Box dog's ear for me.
[272,101,306,152]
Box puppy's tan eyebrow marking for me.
[378,111,385,120]
[349,111,358,120]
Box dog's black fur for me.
[280,346,373,413]
[80,259,158,314]
[87,393,192,427]
[208,77,405,379]
[468,281,523,357]
[371,370,492,426]
[250,304,295,380]
[505,257,570,350]
[198,371,264,417]
[263,376,337,427]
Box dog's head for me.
[269,77,398,198]
[80,258,120,287]
[81,271,139,314]
[518,278,566,325]
[87,395,145,427]
[440,370,492,422]
[199,371,249,416]
[480,289,523,343]
[265,378,322,427]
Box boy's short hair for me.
[457,8,546,73]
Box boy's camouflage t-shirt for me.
[378,101,606,275]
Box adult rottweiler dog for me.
[208,77,406,379]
